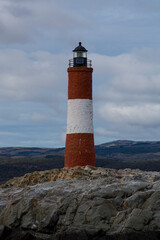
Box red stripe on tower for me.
[65,42,95,168]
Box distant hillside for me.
[1,140,160,184]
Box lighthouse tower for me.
[65,42,95,168]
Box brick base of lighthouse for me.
[65,133,95,168]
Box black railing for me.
[69,59,92,67]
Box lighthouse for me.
[65,42,95,168]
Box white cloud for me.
[99,103,160,127]
[90,49,160,140]
[0,0,90,45]
[0,49,68,147]
[0,49,67,103]
[0,0,159,56]
[92,49,160,102]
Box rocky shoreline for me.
[1,166,160,239]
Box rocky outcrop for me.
[1,166,160,239]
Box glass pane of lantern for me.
[82,52,87,58]
[77,52,83,57]
[73,52,77,58]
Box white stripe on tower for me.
[67,99,93,134]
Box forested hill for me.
[1,140,160,184]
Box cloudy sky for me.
[0,0,160,147]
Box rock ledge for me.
[1,166,160,239]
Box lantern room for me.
[73,42,88,67]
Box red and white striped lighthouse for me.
[65,42,95,168]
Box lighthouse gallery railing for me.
[68,59,92,68]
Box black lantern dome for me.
[73,42,88,53]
